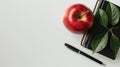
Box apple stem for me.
[81,11,89,17]
[76,14,82,19]
[76,11,90,20]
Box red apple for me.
[63,4,94,34]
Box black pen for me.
[64,43,105,66]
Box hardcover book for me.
[81,0,120,60]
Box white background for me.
[0,0,120,67]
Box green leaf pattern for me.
[98,9,108,28]
[106,2,120,26]
[92,32,108,53]
[92,1,120,55]
[110,33,120,55]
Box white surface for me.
[0,0,120,67]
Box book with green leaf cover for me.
[81,0,120,60]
